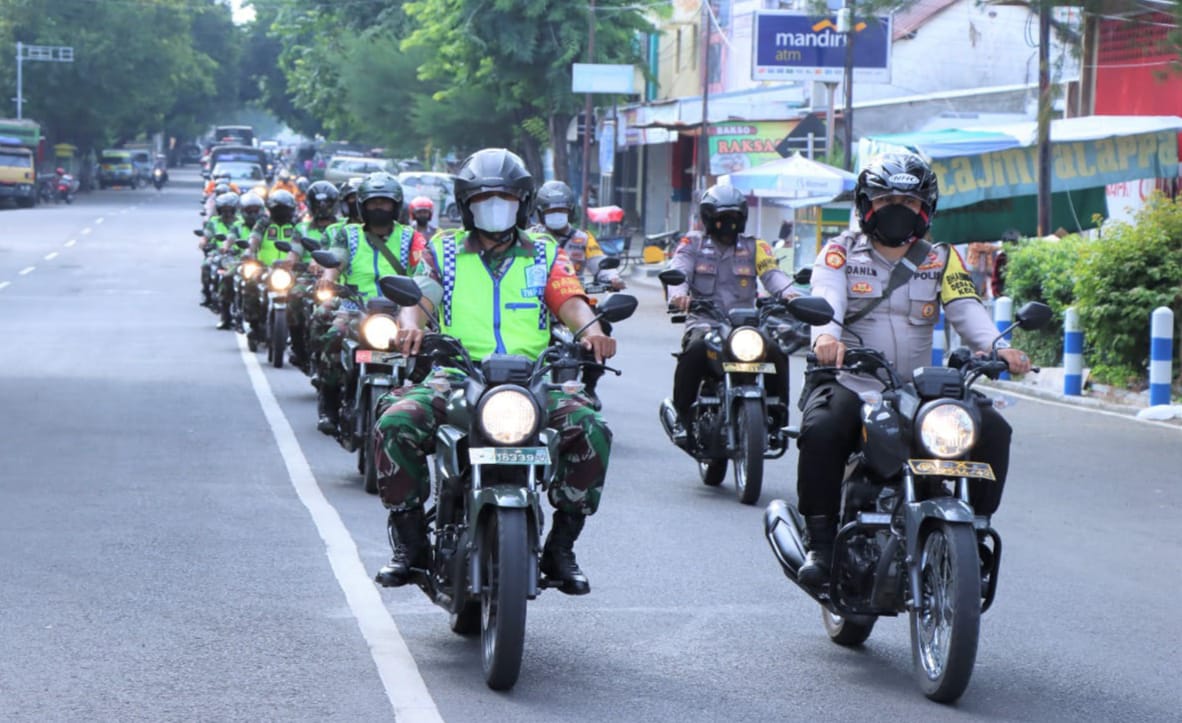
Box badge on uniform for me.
[523,263,547,298]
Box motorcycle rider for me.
[795,152,1033,586]
[373,148,615,595]
[201,192,241,308]
[663,184,798,450]
[315,172,425,435]
[215,192,263,330]
[407,195,438,238]
[270,169,299,199]
[286,180,339,370]
[244,190,299,348]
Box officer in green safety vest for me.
[216,192,264,330]
[306,178,364,380]
[244,189,299,348]
[286,180,339,370]
[315,172,425,435]
[372,148,616,596]
[201,192,241,311]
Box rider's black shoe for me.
[375,509,429,587]
[797,515,838,587]
[540,511,591,595]
[316,386,340,436]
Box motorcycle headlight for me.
[315,287,334,303]
[269,268,294,291]
[477,387,539,446]
[917,402,978,459]
[361,314,399,350]
[728,327,766,362]
[241,261,262,280]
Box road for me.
[1,171,1179,721]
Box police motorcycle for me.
[152,166,167,191]
[311,250,408,494]
[763,296,1052,703]
[193,229,224,310]
[655,267,813,505]
[230,241,264,340]
[377,275,637,691]
[289,233,328,377]
[260,240,299,368]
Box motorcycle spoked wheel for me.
[822,606,876,647]
[268,307,288,368]
[733,398,766,505]
[480,507,529,691]
[910,520,981,703]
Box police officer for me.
[407,195,438,238]
[287,180,339,370]
[216,192,264,330]
[244,190,299,349]
[663,184,798,449]
[315,173,424,434]
[795,152,1033,586]
[374,149,615,595]
[201,192,241,309]
[531,180,624,290]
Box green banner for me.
[709,121,796,176]
[930,130,1179,210]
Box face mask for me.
[470,197,520,233]
[270,208,293,225]
[872,205,921,247]
[219,212,236,224]
[365,208,396,227]
[711,216,743,243]
[543,211,569,231]
[414,213,432,226]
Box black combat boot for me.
[317,385,341,435]
[375,509,430,587]
[797,515,838,587]
[216,308,233,330]
[540,510,591,595]
[288,327,308,370]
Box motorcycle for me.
[55,174,77,204]
[152,167,167,190]
[194,230,227,311]
[376,274,637,691]
[655,267,813,505]
[312,250,408,494]
[763,296,1051,703]
[262,241,299,369]
[289,234,327,376]
[548,256,624,402]
[231,242,265,345]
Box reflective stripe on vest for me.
[344,224,413,300]
[435,231,554,360]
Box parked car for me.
[323,155,397,185]
[97,150,139,189]
[397,171,459,223]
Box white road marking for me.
[0,282,9,290]
[95,217,104,224]
[44,252,58,261]
[65,239,76,247]
[235,335,442,722]
[989,387,1182,432]
[18,266,34,276]
[81,228,91,235]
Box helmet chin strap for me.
[478,227,518,252]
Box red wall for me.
[1094,13,1180,117]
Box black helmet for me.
[855,152,939,241]
[356,172,404,224]
[267,189,297,224]
[535,180,576,213]
[699,184,748,233]
[306,180,339,220]
[454,148,534,231]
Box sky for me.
[230,0,255,25]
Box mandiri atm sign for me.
[753,11,891,83]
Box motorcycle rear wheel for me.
[480,508,529,691]
[733,399,765,505]
[822,607,876,646]
[910,521,981,703]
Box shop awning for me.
[724,153,856,200]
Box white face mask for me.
[543,211,569,231]
[469,197,519,233]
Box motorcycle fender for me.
[466,497,542,598]
[729,384,765,400]
[361,374,394,389]
[435,425,465,479]
[538,428,560,484]
[903,496,976,600]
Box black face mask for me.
[872,205,921,247]
[270,208,293,225]
[365,208,396,227]
[710,216,743,244]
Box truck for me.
[0,119,42,208]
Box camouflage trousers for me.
[315,308,359,388]
[373,375,613,515]
[307,297,339,368]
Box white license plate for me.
[355,350,404,365]
[908,459,996,480]
[722,362,775,374]
[469,447,551,465]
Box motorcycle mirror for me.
[214,233,227,242]
[234,239,249,250]
[947,346,973,370]
[793,267,813,286]
[595,293,638,323]
[273,240,292,254]
[378,275,423,307]
[1016,301,1053,331]
[192,229,203,237]
[311,249,340,269]
[300,236,321,252]
[658,269,686,287]
[786,296,836,326]
[598,256,621,271]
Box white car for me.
[211,161,266,184]
[397,171,459,223]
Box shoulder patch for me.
[824,246,847,269]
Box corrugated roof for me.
[892,0,960,41]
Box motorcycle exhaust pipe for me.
[657,398,679,444]
[764,499,807,579]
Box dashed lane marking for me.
[0,282,9,290]
[18,267,34,276]
[44,252,58,261]
[95,217,104,224]
[65,239,76,247]
[80,228,91,235]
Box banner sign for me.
[930,131,1180,210]
[752,11,891,82]
[709,121,797,175]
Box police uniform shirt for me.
[666,233,790,330]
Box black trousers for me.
[796,381,1012,517]
[672,328,789,424]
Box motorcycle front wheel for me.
[733,398,766,505]
[480,507,529,691]
[910,520,981,703]
[268,307,288,368]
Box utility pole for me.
[697,0,711,204]
[14,42,75,120]
[841,0,855,171]
[1037,0,1052,236]
[580,0,596,226]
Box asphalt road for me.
[1,171,1179,721]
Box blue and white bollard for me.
[1064,307,1083,396]
[994,296,1013,380]
[1149,306,1174,407]
[932,308,945,366]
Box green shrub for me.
[1001,234,1090,367]
[1074,193,1182,385]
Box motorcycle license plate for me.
[908,459,996,480]
[722,362,775,374]
[355,350,404,365]
[469,447,551,466]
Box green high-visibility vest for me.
[432,230,556,361]
[341,224,416,301]
[258,222,295,265]
[295,221,333,263]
